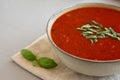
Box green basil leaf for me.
[38,57,57,69]
[21,49,36,61]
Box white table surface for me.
[0,0,120,80]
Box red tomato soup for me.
[51,7,120,61]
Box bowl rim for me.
[46,3,120,63]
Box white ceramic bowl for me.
[46,3,120,76]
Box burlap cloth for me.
[12,34,120,80]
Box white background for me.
[0,0,120,80]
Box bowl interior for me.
[46,3,120,63]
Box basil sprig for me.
[76,20,120,43]
[38,57,57,69]
[21,49,36,61]
[21,49,57,69]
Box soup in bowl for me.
[46,3,120,76]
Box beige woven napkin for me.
[12,34,120,80]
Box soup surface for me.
[51,7,120,61]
